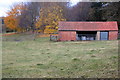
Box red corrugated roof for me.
[58,21,118,31]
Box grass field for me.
[2,34,118,78]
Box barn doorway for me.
[76,31,97,41]
[100,31,108,40]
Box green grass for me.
[2,34,118,78]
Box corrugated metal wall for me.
[100,32,108,40]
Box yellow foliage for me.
[35,30,43,33]
[44,26,58,34]
[35,4,66,34]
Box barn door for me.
[100,31,108,40]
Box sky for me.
[0,0,80,17]
[0,0,24,17]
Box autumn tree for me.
[35,3,66,33]
[4,3,25,32]
[4,2,68,33]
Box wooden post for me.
[96,31,100,40]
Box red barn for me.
[58,21,118,41]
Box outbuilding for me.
[58,21,118,41]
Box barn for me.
[58,21,118,41]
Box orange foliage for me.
[4,3,26,31]
[4,16,18,30]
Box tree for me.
[35,3,66,33]
[88,2,120,29]
[4,3,25,32]
[4,2,68,33]
[18,2,40,32]
[102,2,120,29]
[63,2,92,21]
[88,2,103,21]
[102,2,120,21]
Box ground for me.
[2,33,118,78]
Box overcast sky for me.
[0,0,79,17]
[0,0,26,17]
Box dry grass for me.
[2,34,119,78]
[36,34,58,38]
